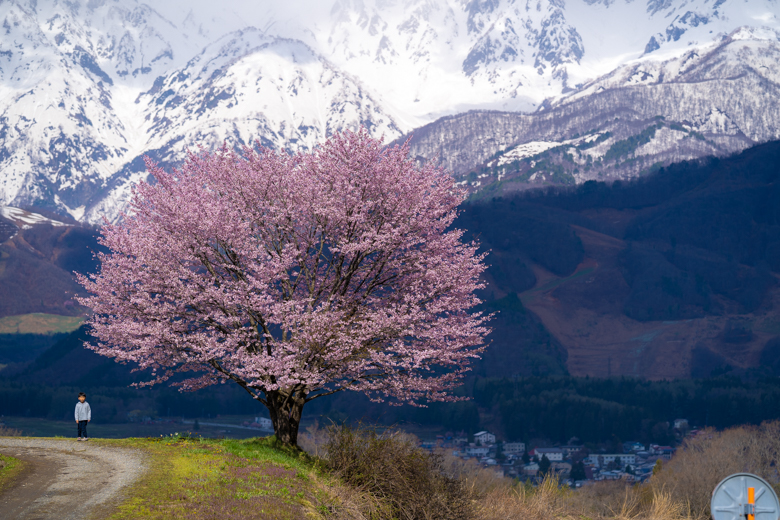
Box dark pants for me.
[77,420,88,438]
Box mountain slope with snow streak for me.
[397,27,780,194]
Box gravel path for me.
[0,437,147,520]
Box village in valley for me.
[419,419,695,487]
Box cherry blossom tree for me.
[78,128,490,447]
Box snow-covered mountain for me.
[91,29,405,222]
[0,0,778,222]
[398,26,780,192]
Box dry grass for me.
[475,421,780,520]
[0,424,22,436]
[313,424,687,520]
[477,475,575,520]
[439,452,509,496]
[647,421,780,520]
[314,477,392,520]
[475,477,692,520]
[299,424,415,520]
[645,489,689,520]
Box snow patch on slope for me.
[0,206,70,229]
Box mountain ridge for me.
[0,0,779,222]
[396,26,779,195]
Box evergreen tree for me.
[570,461,586,481]
[538,454,551,476]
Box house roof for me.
[590,454,635,458]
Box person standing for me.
[75,392,91,441]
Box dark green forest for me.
[3,327,780,446]
[471,376,780,444]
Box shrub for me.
[438,451,509,496]
[0,424,21,436]
[323,424,473,520]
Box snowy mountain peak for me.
[0,0,779,223]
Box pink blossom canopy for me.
[78,128,490,406]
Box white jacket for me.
[75,401,91,421]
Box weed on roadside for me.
[0,454,25,494]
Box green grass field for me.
[0,313,85,335]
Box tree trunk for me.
[265,389,306,447]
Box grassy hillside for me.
[0,314,84,335]
[109,424,780,520]
[102,436,334,520]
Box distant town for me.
[419,419,696,487]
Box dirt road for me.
[0,438,147,520]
